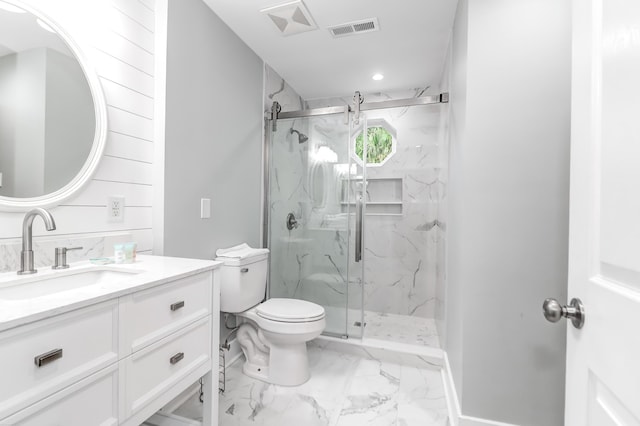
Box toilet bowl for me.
[217,250,325,386]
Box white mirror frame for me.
[0,0,107,212]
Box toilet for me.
[217,250,325,386]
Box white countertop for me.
[0,255,222,332]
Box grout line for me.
[108,104,153,121]
[137,0,154,13]
[109,27,154,55]
[109,130,153,144]
[94,46,154,78]
[111,3,154,33]
[92,178,153,187]
[100,76,154,100]
[103,154,153,165]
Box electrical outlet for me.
[107,196,125,222]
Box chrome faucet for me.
[17,208,56,275]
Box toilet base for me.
[240,341,310,386]
[242,360,270,383]
[266,341,310,386]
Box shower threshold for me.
[322,307,443,359]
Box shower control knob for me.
[542,297,585,329]
[286,212,299,231]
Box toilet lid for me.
[256,298,325,323]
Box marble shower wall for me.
[264,65,319,304]
[266,82,448,326]
[355,93,445,319]
[264,64,306,113]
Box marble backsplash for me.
[0,232,132,273]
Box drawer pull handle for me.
[241,268,249,273]
[170,301,185,311]
[170,352,184,365]
[34,348,63,367]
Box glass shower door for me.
[267,112,365,338]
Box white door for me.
[564,0,640,424]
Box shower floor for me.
[324,307,441,349]
[364,311,440,348]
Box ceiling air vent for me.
[328,18,379,38]
[260,0,317,37]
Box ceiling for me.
[203,0,458,100]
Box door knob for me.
[542,297,585,329]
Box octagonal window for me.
[352,119,397,167]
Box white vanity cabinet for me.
[2,365,120,426]
[0,259,220,426]
[119,271,215,425]
[119,272,213,355]
[0,300,119,420]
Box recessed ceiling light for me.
[372,73,384,81]
[0,1,26,13]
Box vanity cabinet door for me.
[0,362,118,425]
[120,316,212,423]
[0,300,118,419]
[119,271,212,355]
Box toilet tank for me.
[217,253,268,313]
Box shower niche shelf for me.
[340,177,403,216]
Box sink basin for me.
[0,268,140,300]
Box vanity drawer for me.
[120,271,212,354]
[1,364,118,425]
[0,300,118,419]
[121,316,211,420]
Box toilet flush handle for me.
[241,268,249,273]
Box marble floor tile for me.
[171,343,448,426]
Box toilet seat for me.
[256,298,325,323]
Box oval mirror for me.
[0,0,107,211]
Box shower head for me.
[290,128,309,144]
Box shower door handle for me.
[355,193,363,262]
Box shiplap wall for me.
[0,0,156,255]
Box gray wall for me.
[446,0,570,424]
[164,0,264,259]
[445,0,468,401]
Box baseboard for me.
[442,352,461,425]
[442,353,519,426]
[458,415,519,426]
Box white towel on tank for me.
[215,243,269,259]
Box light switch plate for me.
[201,198,211,219]
[107,196,125,223]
